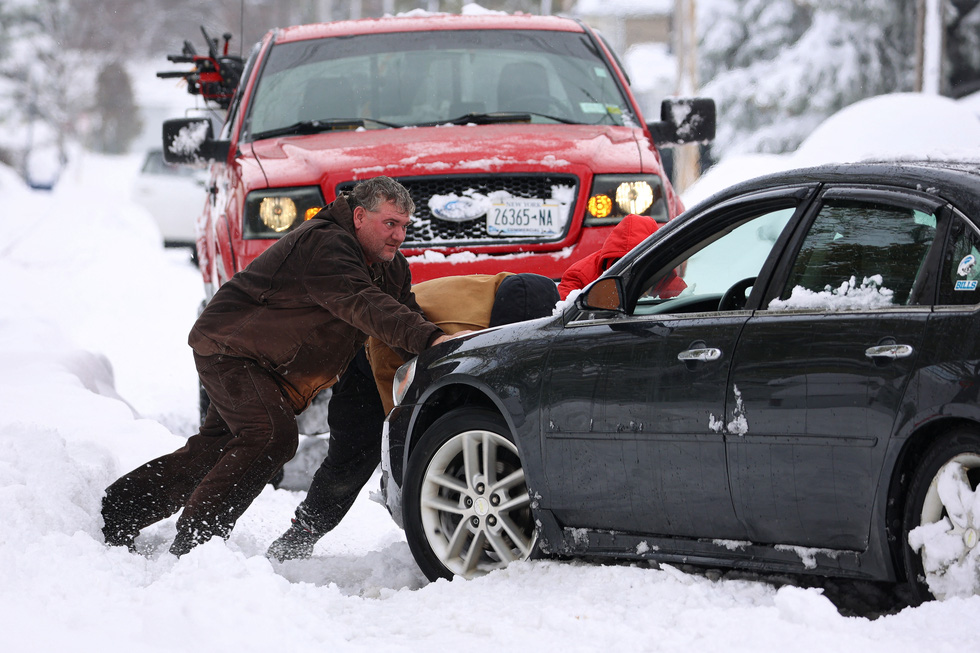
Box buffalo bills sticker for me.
[957,254,976,276]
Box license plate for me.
[487,199,562,236]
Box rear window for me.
[243,29,636,138]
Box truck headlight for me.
[585,175,667,225]
[244,187,325,238]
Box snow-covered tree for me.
[699,0,917,158]
[0,0,78,178]
[90,62,142,155]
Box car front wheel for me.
[402,408,537,581]
[904,428,980,602]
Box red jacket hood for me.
[596,213,660,269]
[557,214,660,299]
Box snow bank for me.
[793,92,980,166]
[682,92,980,208]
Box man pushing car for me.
[101,176,458,556]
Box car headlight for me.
[585,175,667,226]
[243,187,325,238]
[392,357,418,407]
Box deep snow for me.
[2,115,980,652]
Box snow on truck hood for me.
[246,123,649,184]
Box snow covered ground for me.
[3,112,980,652]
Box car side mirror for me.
[580,277,625,312]
[648,97,716,147]
[162,118,231,165]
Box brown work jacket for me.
[188,195,442,412]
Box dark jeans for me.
[102,353,299,555]
[296,348,386,534]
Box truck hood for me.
[245,123,648,188]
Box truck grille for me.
[337,174,579,247]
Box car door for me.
[726,187,946,550]
[541,188,811,540]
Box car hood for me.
[245,123,648,187]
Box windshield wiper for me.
[416,111,580,127]
[522,112,579,125]
[410,112,534,127]
[444,112,532,125]
[251,117,402,140]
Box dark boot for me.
[266,505,322,562]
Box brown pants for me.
[102,353,298,555]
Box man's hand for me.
[432,330,476,347]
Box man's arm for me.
[304,236,443,355]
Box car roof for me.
[274,13,585,43]
[698,159,980,218]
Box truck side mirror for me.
[162,118,231,165]
[648,97,716,147]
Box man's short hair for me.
[349,176,415,215]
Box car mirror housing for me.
[580,277,625,312]
[162,118,231,165]
[648,97,716,147]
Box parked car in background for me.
[131,149,205,252]
[381,160,980,604]
[160,12,713,301]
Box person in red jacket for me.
[557,213,686,300]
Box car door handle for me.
[677,347,722,362]
[865,344,914,359]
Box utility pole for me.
[672,0,700,193]
[915,0,945,94]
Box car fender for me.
[400,322,556,488]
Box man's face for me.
[353,200,411,264]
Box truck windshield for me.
[244,28,636,140]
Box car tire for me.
[402,407,538,581]
[902,428,980,603]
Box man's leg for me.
[168,354,299,556]
[268,348,385,561]
[101,401,234,549]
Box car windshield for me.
[243,29,636,139]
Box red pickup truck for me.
[163,13,714,301]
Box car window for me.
[771,199,937,310]
[244,29,635,138]
[141,151,197,178]
[633,207,796,315]
[938,215,980,306]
